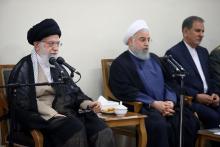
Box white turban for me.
[123,19,149,45]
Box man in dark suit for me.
[166,16,220,131]
[210,45,220,93]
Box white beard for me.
[38,43,58,67]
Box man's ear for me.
[127,37,133,46]
[182,28,188,38]
[33,41,40,52]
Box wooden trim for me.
[101,59,115,100]
[0,64,14,145]
[31,130,44,147]
[100,112,147,147]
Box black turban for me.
[27,18,61,45]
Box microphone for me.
[163,55,181,73]
[49,57,65,76]
[167,55,185,72]
[56,57,80,76]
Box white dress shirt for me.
[184,41,208,93]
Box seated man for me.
[210,45,220,93]
[7,18,115,147]
[166,16,220,147]
[109,19,198,147]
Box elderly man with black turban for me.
[7,18,115,147]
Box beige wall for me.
[0,0,220,98]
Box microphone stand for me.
[56,57,81,82]
[166,58,186,147]
[0,81,65,147]
[173,71,186,147]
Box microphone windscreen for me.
[49,57,56,65]
[56,57,65,64]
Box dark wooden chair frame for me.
[0,65,43,147]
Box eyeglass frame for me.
[40,41,63,47]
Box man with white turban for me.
[109,19,199,147]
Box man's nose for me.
[199,31,204,37]
[52,46,59,52]
[145,40,150,46]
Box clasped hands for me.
[151,100,175,116]
[196,93,220,107]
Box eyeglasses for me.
[41,41,63,47]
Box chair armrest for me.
[184,96,193,105]
[125,101,143,113]
[107,95,143,113]
[30,129,43,147]
[183,96,199,119]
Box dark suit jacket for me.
[165,41,214,98]
[209,46,220,93]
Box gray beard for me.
[131,49,150,60]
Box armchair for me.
[101,59,143,113]
[0,65,43,147]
